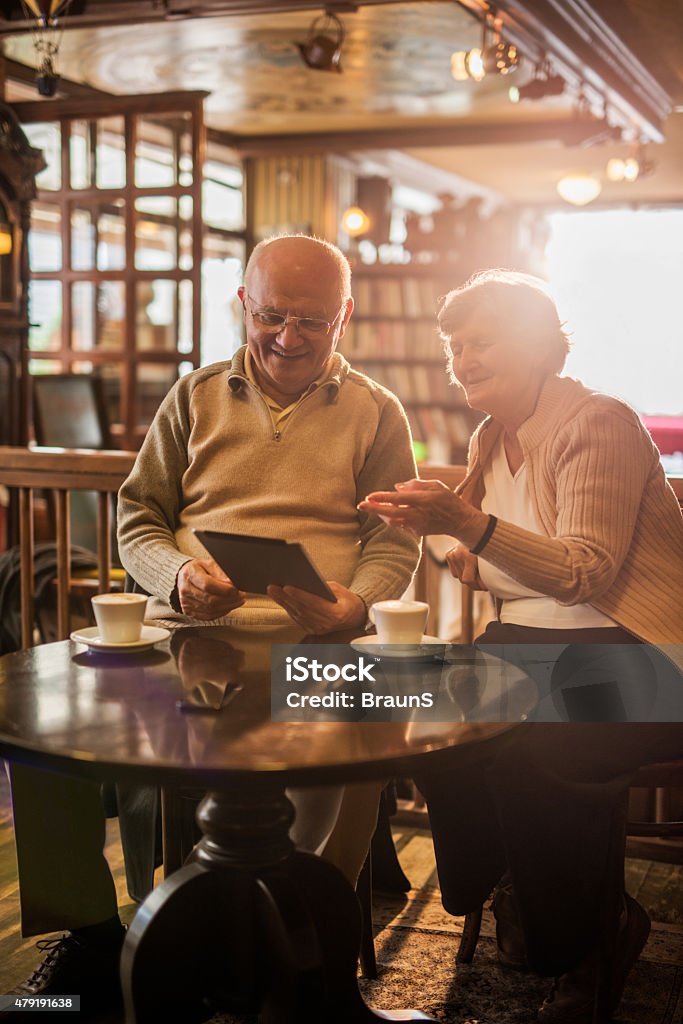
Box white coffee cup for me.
[91,593,148,643]
[369,599,429,647]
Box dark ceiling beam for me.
[0,0,395,34]
[11,90,209,122]
[488,0,670,142]
[227,117,621,155]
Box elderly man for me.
[117,233,419,631]
[4,235,420,1011]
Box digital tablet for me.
[193,529,337,603]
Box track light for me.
[297,11,345,73]
[509,61,564,102]
[451,9,520,82]
[483,38,519,76]
[606,157,639,182]
[606,145,655,183]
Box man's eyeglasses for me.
[246,298,345,337]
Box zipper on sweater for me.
[269,386,329,442]
[240,377,330,442]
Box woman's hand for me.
[446,542,487,590]
[358,479,486,542]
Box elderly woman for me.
[359,270,683,1024]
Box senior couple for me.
[5,234,682,1024]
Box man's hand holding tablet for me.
[189,530,366,633]
[266,581,366,634]
[177,557,246,620]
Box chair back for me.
[0,446,136,648]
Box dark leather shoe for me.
[0,931,124,1021]
[537,894,651,1024]
[493,877,529,971]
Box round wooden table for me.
[0,624,536,1023]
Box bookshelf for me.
[342,264,483,463]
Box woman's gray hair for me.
[438,269,571,377]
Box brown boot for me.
[492,876,529,971]
[537,894,650,1024]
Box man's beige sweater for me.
[117,347,420,623]
[458,375,683,645]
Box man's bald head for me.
[244,235,352,303]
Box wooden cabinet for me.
[341,264,483,463]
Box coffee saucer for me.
[350,634,448,661]
[70,625,171,653]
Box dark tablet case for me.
[193,529,337,602]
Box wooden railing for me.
[0,450,679,652]
[0,446,137,648]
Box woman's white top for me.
[478,435,616,629]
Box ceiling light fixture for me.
[20,0,75,96]
[509,59,564,103]
[297,10,345,73]
[451,8,520,83]
[556,172,602,206]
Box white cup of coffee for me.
[91,593,148,643]
[369,599,429,647]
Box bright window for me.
[546,208,683,417]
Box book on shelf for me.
[352,271,450,321]
[402,277,421,318]
[354,276,373,314]
[341,320,443,363]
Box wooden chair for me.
[0,446,136,648]
[31,374,121,563]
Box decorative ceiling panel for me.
[2,3,577,133]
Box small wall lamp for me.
[341,206,370,237]
[0,225,12,256]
